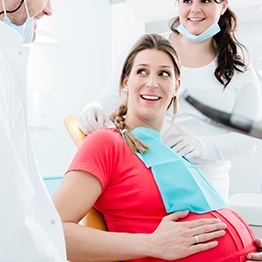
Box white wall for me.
[28,0,111,177]
[27,1,143,179]
[111,2,145,69]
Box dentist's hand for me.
[79,102,105,134]
[167,135,203,159]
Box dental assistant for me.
[0,0,66,261]
[79,0,261,201]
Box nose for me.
[145,74,159,89]
[43,0,53,16]
[190,1,201,13]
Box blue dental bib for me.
[130,127,228,213]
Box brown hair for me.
[169,0,248,88]
[110,33,181,153]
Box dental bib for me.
[130,127,228,213]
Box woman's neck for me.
[169,32,217,68]
[125,115,164,133]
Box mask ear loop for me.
[23,0,30,18]
[1,0,7,17]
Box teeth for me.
[189,18,204,21]
[141,95,160,100]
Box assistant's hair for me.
[169,0,248,88]
[110,33,181,154]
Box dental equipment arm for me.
[184,95,262,139]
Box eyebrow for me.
[134,64,172,69]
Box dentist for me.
[0,0,66,261]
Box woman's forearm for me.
[63,212,226,262]
[63,222,149,262]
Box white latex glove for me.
[79,102,105,134]
[167,135,203,159]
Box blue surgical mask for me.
[1,0,35,44]
[177,22,221,42]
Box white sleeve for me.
[231,64,262,121]
[198,132,259,161]
[198,64,262,161]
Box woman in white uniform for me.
[79,0,261,201]
[0,0,66,261]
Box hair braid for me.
[110,104,149,154]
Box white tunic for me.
[0,21,66,261]
[93,32,262,200]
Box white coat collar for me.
[0,20,24,47]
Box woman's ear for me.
[122,76,129,90]
[174,78,181,96]
[221,0,228,15]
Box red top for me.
[67,128,166,233]
[67,128,256,261]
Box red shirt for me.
[67,128,256,261]
[67,128,166,233]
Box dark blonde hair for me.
[110,33,181,154]
[169,0,248,88]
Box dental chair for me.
[64,115,107,231]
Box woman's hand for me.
[246,238,262,261]
[146,210,226,260]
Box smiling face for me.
[178,0,228,35]
[123,49,179,130]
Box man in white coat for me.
[0,0,66,261]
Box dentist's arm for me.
[79,41,133,135]
[78,73,119,134]
[172,66,262,160]
[167,132,258,161]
